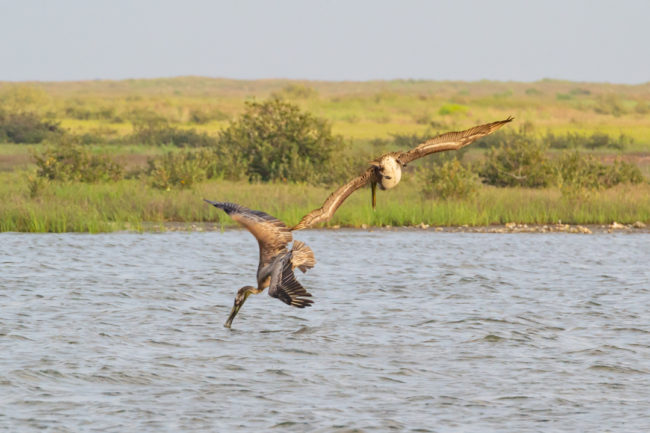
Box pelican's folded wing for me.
[268,255,313,308]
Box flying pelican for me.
[292,117,513,230]
[204,199,316,328]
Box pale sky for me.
[1,0,648,84]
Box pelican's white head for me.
[377,155,402,190]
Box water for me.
[1,230,649,432]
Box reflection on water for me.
[1,231,649,432]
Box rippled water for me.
[1,230,649,432]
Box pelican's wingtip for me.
[203,198,217,206]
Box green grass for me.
[2,170,648,232]
[1,77,649,232]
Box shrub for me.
[635,101,649,114]
[480,132,553,188]
[33,138,123,182]
[130,116,217,147]
[544,131,631,150]
[0,110,60,143]
[555,151,644,196]
[216,98,342,183]
[64,101,116,121]
[420,158,479,199]
[27,174,48,198]
[603,158,644,186]
[189,108,228,124]
[147,150,212,189]
[594,95,626,116]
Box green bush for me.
[555,151,644,196]
[602,158,644,186]
[544,131,631,150]
[420,158,478,199]
[216,98,342,182]
[0,110,60,143]
[130,117,217,147]
[189,108,228,124]
[33,139,123,182]
[594,95,626,116]
[147,150,213,189]
[480,132,553,188]
[635,101,649,114]
[64,101,116,121]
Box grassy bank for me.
[1,78,648,232]
[2,171,648,233]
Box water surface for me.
[1,231,649,432]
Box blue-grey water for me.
[1,231,649,432]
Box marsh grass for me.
[2,77,650,145]
[2,171,648,232]
[1,78,649,232]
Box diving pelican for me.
[292,117,513,230]
[204,200,316,328]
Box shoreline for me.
[152,221,649,234]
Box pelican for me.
[204,199,316,328]
[292,117,513,230]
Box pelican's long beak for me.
[224,301,241,328]
[371,181,377,210]
[224,293,249,328]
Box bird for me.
[292,117,513,230]
[204,199,316,328]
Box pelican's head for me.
[224,285,255,328]
[377,155,402,190]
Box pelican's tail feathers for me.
[291,240,316,273]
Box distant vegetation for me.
[0,77,648,232]
[0,109,60,144]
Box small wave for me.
[466,334,506,343]
[497,395,531,400]
[588,364,647,374]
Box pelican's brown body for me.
[204,200,316,328]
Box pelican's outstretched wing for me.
[292,118,513,230]
[204,200,292,266]
[268,254,313,308]
[397,117,513,165]
[292,166,375,230]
